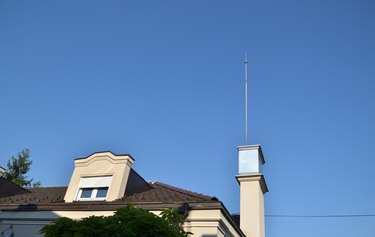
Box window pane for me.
[96,187,108,198]
[80,188,93,198]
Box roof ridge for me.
[151,181,216,201]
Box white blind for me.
[79,176,112,188]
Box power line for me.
[266,214,375,218]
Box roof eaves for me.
[0,201,222,212]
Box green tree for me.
[40,205,191,237]
[4,149,41,187]
[161,208,190,237]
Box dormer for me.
[64,152,134,202]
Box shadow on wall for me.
[202,235,217,237]
[0,223,50,237]
[1,205,62,237]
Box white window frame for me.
[76,187,109,201]
[75,176,112,201]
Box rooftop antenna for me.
[244,52,248,144]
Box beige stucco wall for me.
[64,152,134,202]
[0,208,241,237]
[237,175,265,237]
[184,209,242,237]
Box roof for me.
[0,177,30,198]
[0,182,215,208]
[231,214,240,229]
[0,166,217,210]
[120,181,217,203]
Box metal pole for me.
[245,53,248,144]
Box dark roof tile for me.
[0,187,66,205]
[0,177,30,198]
[0,181,216,207]
[117,181,215,203]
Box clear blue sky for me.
[1,1,375,236]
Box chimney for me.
[0,166,5,177]
[236,145,268,237]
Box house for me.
[0,145,267,237]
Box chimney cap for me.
[237,144,265,164]
[237,144,265,175]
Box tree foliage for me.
[4,149,41,187]
[161,208,190,237]
[40,205,191,237]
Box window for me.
[76,176,112,201]
[80,188,94,198]
[77,187,109,200]
[96,187,109,198]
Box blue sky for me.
[1,1,375,236]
